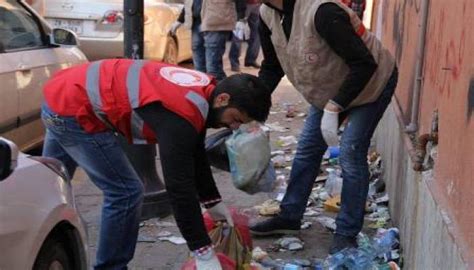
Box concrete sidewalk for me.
[72,49,386,269]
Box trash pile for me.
[201,102,402,269]
[249,228,400,269]
[246,102,401,269]
[324,228,401,270]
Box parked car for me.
[40,0,192,63]
[0,137,88,270]
[0,0,88,152]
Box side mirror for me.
[50,28,79,46]
[0,138,19,181]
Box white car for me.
[0,0,88,152]
[39,0,192,63]
[0,137,88,270]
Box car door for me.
[164,0,192,61]
[0,1,21,146]
[1,0,85,151]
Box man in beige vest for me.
[170,0,246,81]
[250,0,398,254]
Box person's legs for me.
[41,104,144,270]
[203,31,229,81]
[192,23,206,73]
[331,68,398,252]
[229,35,242,71]
[43,128,77,178]
[280,106,327,220]
[250,107,328,235]
[244,4,261,66]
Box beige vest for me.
[184,0,237,32]
[260,0,395,109]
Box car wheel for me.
[33,237,73,270]
[163,37,178,65]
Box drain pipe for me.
[405,0,430,133]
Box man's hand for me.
[169,21,182,36]
[233,19,251,40]
[207,202,234,227]
[321,102,341,146]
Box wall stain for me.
[391,1,406,63]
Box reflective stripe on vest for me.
[85,60,110,126]
[185,91,209,119]
[126,60,148,144]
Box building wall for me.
[372,0,474,266]
[375,104,466,269]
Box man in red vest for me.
[41,59,271,270]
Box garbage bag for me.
[203,208,253,250]
[204,209,252,270]
[180,252,236,270]
[205,128,232,172]
[225,122,272,193]
[243,162,276,194]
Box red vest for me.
[44,59,216,144]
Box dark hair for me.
[213,74,272,122]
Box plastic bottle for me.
[373,228,400,257]
[324,168,336,196]
[344,248,375,270]
[283,263,302,270]
[325,168,343,197]
[324,249,349,269]
[312,259,324,270]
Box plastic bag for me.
[180,252,236,270]
[243,162,276,194]
[203,208,253,250]
[205,128,232,172]
[226,122,272,194]
[233,20,251,41]
[204,208,252,270]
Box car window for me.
[0,0,44,52]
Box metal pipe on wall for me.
[405,0,430,133]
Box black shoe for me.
[231,66,241,72]
[329,234,358,254]
[244,62,261,69]
[249,216,300,236]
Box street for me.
[72,50,336,269]
[1,0,473,269]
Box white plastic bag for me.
[233,20,251,41]
[226,122,274,194]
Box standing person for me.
[41,59,271,269]
[249,0,398,254]
[229,0,262,72]
[170,0,247,81]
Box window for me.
[0,1,44,52]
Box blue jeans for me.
[229,3,261,68]
[41,104,144,270]
[280,68,398,237]
[192,23,229,81]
